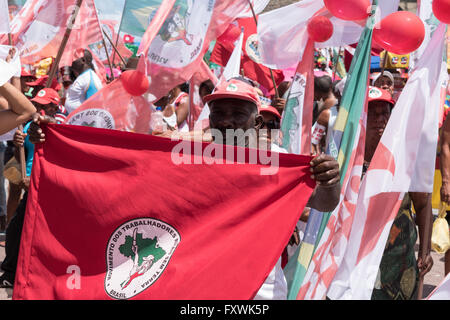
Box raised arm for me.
[0,82,36,135]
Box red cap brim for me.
[203,92,259,107]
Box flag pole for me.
[46,0,84,88]
[111,0,127,66]
[102,27,127,66]
[246,0,280,98]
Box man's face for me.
[374,76,394,95]
[34,102,58,117]
[209,98,261,146]
[367,101,391,141]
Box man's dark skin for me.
[208,98,340,212]
[439,114,450,276]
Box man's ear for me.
[254,114,264,130]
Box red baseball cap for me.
[26,75,62,91]
[21,68,35,78]
[31,88,61,105]
[203,78,261,109]
[259,104,281,119]
[368,86,395,106]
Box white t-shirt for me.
[254,143,289,300]
[65,69,102,114]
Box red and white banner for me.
[237,0,270,19]
[13,124,315,300]
[137,0,249,103]
[257,0,399,70]
[65,79,152,134]
[326,23,447,300]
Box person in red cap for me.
[362,87,433,301]
[203,76,340,300]
[20,68,37,98]
[259,104,281,149]
[25,75,62,100]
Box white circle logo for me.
[67,108,115,130]
[105,218,181,300]
[245,34,262,64]
[37,90,46,97]
[226,83,238,92]
[369,87,382,99]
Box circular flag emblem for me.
[245,34,262,64]
[105,218,181,300]
[368,87,382,99]
[67,108,115,130]
[226,83,238,92]
[37,90,46,97]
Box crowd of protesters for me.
[0,42,448,301]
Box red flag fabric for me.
[13,124,315,300]
[210,17,284,97]
[65,79,152,134]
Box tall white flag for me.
[427,274,450,300]
[327,23,448,300]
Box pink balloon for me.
[324,0,371,21]
[307,16,334,42]
[121,70,149,96]
[373,11,425,55]
[433,0,450,24]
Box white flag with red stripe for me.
[137,0,249,103]
[327,23,448,300]
[257,0,399,70]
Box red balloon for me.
[307,16,334,42]
[433,0,450,24]
[324,0,371,21]
[120,70,149,96]
[373,11,425,55]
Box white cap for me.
[373,71,394,84]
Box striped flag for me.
[327,23,448,300]
[137,0,248,103]
[287,5,377,299]
[257,0,399,70]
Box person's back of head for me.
[314,75,332,101]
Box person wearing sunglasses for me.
[259,104,281,149]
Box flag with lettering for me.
[65,78,152,134]
[137,0,249,103]
[280,39,314,156]
[13,124,315,300]
[327,23,447,300]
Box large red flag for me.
[13,124,315,300]
[210,17,284,96]
[65,79,152,134]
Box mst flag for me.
[13,124,315,300]
[327,23,447,300]
[137,0,249,102]
[65,79,152,134]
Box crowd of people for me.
[0,32,448,300]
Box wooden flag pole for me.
[246,0,279,98]
[102,27,127,66]
[111,0,127,66]
[46,0,84,88]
